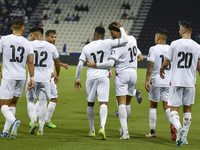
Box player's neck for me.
[13,31,22,36]
[182,34,191,39]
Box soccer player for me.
[26,27,60,135]
[74,22,128,140]
[160,21,200,147]
[32,30,68,128]
[145,29,176,141]
[87,22,140,140]
[0,18,34,139]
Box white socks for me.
[165,108,172,123]
[35,100,39,118]
[3,106,16,133]
[171,111,182,130]
[126,105,131,123]
[38,100,47,132]
[118,104,128,133]
[27,98,37,124]
[46,102,56,123]
[1,105,16,125]
[99,104,107,130]
[182,112,191,141]
[149,108,156,130]
[87,106,95,132]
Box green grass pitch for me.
[0,66,200,150]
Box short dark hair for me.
[45,30,56,36]
[95,27,105,35]
[108,22,120,32]
[29,27,43,35]
[181,21,193,33]
[156,29,168,37]
[11,19,24,30]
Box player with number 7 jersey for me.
[26,27,60,136]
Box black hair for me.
[108,22,120,32]
[11,19,24,30]
[181,21,193,32]
[95,27,105,35]
[29,27,44,35]
[45,30,56,36]
[156,29,168,37]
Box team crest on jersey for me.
[111,50,115,55]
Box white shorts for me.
[26,81,51,101]
[168,86,195,107]
[0,79,25,99]
[149,85,169,102]
[51,82,58,99]
[86,77,110,103]
[115,69,137,96]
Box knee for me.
[51,98,58,103]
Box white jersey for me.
[80,39,122,80]
[0,34,33,80]
[147,44,171,87]
[29,40,59,82]
[165,38,200,87]
[109,35,139,73]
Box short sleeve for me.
[53,46,59,60]
[109,47,122,61]
[28,41,34,56]
[137,48,141,57]
[79,47,86,62]
[165,43,173,62]
[147,47,155,63]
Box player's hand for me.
[87,60,96,67]
[145,81,150,92]
[51,72,55,78]
[54,76,59,84]
[160,69,165,79]
[61,63,69,69]
[27,80,34,91]
[74,81,82,91]
[113,22,122,29]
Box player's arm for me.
[0,53,2,72]
[137,54,143,62]
[111,23,128,47]
[160,59,170,79]
[54,58,60,84]
[59,62,69,69]
[198,59,200,77]
[74,60,84,91]
[27,54,34,91]
[87,59,115,69]
[145,61,154,92]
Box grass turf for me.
[0,66,200,150]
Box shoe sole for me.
[146,134,156,138]
[136,90,142,104]
[10,120,21,139]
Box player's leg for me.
[146,85,159,138]
[86,79,96,137]
[169,86,185,147]
[45,83,58,128]
[181,87,194,145]
[97,77,109,140]
[161,87,176,141]
[37,82,51,135]
[126,95,132,124]
[0,79,21,139]
[2,96,18,137]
